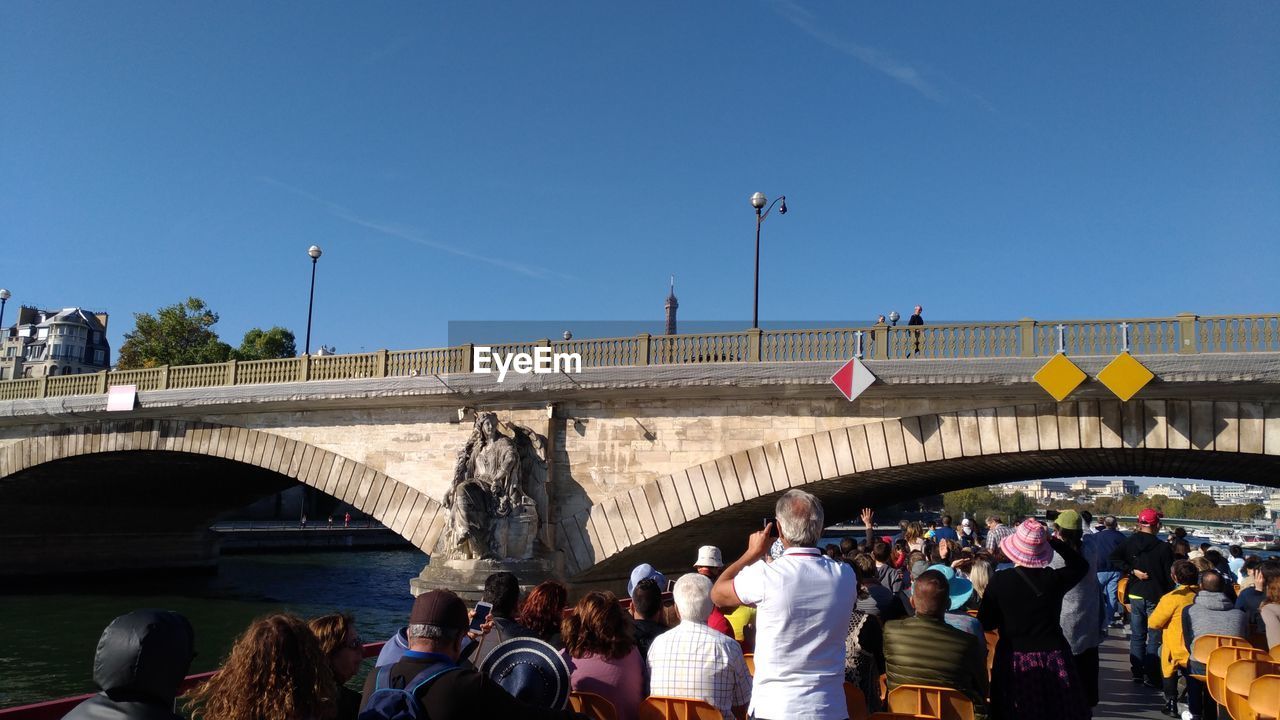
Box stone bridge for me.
[2,314,1280,587]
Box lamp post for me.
[750,192,787,330]
[304,246,322,355]
[0,289,9,331]
[888,311,900,327]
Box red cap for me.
[1137,508,1163,526]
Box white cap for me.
[694,545,723,568]
[961,518,972,527]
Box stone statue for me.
[441,412,550,561]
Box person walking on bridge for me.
[1110,508,1175,687]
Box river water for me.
[0,549,427,709]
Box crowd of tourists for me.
[59,492,1280,720]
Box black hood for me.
[92,610,195,701]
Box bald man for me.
[883,570,989,719]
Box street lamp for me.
[888,311,900,327]
[750,192,787,330]
[304,246,322,355]
[0,289,9,331]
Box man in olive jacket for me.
[883,570,989,720]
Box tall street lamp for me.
[750,192,787,330]
[304,246,322,355]
[0,289,10,331]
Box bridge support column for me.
[1178,313,1199,354]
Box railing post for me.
[224,359,238,386]
[636,333,650,365]
[1178,313,1199,354]
[37,375,47,398]
[874,326,889,360]
[1019,318,1036,357]
[159,365,170,390]
[298,354,310,382]
[746,328,762,362]
[96,370,108,394]
[375,349,388,377]
[461,343,474,373]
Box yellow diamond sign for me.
[1033,353,1087,401]
[1096,352,1154,402]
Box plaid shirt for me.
[986,523,1014,553]
[647,620,752,720]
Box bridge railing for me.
[1,312,1277,400]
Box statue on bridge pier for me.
[441,412,550,562]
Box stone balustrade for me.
[2,312,1277,401]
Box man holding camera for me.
[711,489,856,720]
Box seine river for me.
[0,549,427,709]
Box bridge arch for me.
[563,399,1280,582]
[0,419,449,553]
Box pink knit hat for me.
[1000,519,1055,568]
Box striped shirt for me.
[647,620,752,720]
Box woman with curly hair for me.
[560,591,644,720]
[516,580,568,648]
[308,613,363,720]
[187,613,337,720]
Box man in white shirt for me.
[711,489,857,720]
[648,573,751,720]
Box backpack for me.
[357,661,459,720]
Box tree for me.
[116,297,233,369]
[235,326,297,361]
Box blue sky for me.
[2,2,1278,355]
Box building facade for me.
[0,307,110,380]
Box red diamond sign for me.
[830,357,877,401]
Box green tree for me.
[116,297,233,369]
[234,326,297,361]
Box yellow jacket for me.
[1149,585,1199,676]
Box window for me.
[94,349,106,365]
[37,328,48,339]
[91,331,99,343]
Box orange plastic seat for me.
[1225,658,1280,720]
[1270,645,1280,662]
[870,714,933,720]
[570,691,619,720]
[1192,635,1252,681]
[639,696,724,720]
[1208,646,1265,708]
[886,684,976,720]
[1118,577,1130,612]
[845,681,870,720]
[1249,674,1280,720]
[984,632,998,675]
[743,653,755,676]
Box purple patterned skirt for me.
[990,648,1091,720]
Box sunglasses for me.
[341,637,363,650]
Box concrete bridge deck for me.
[4,351,1280,585]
